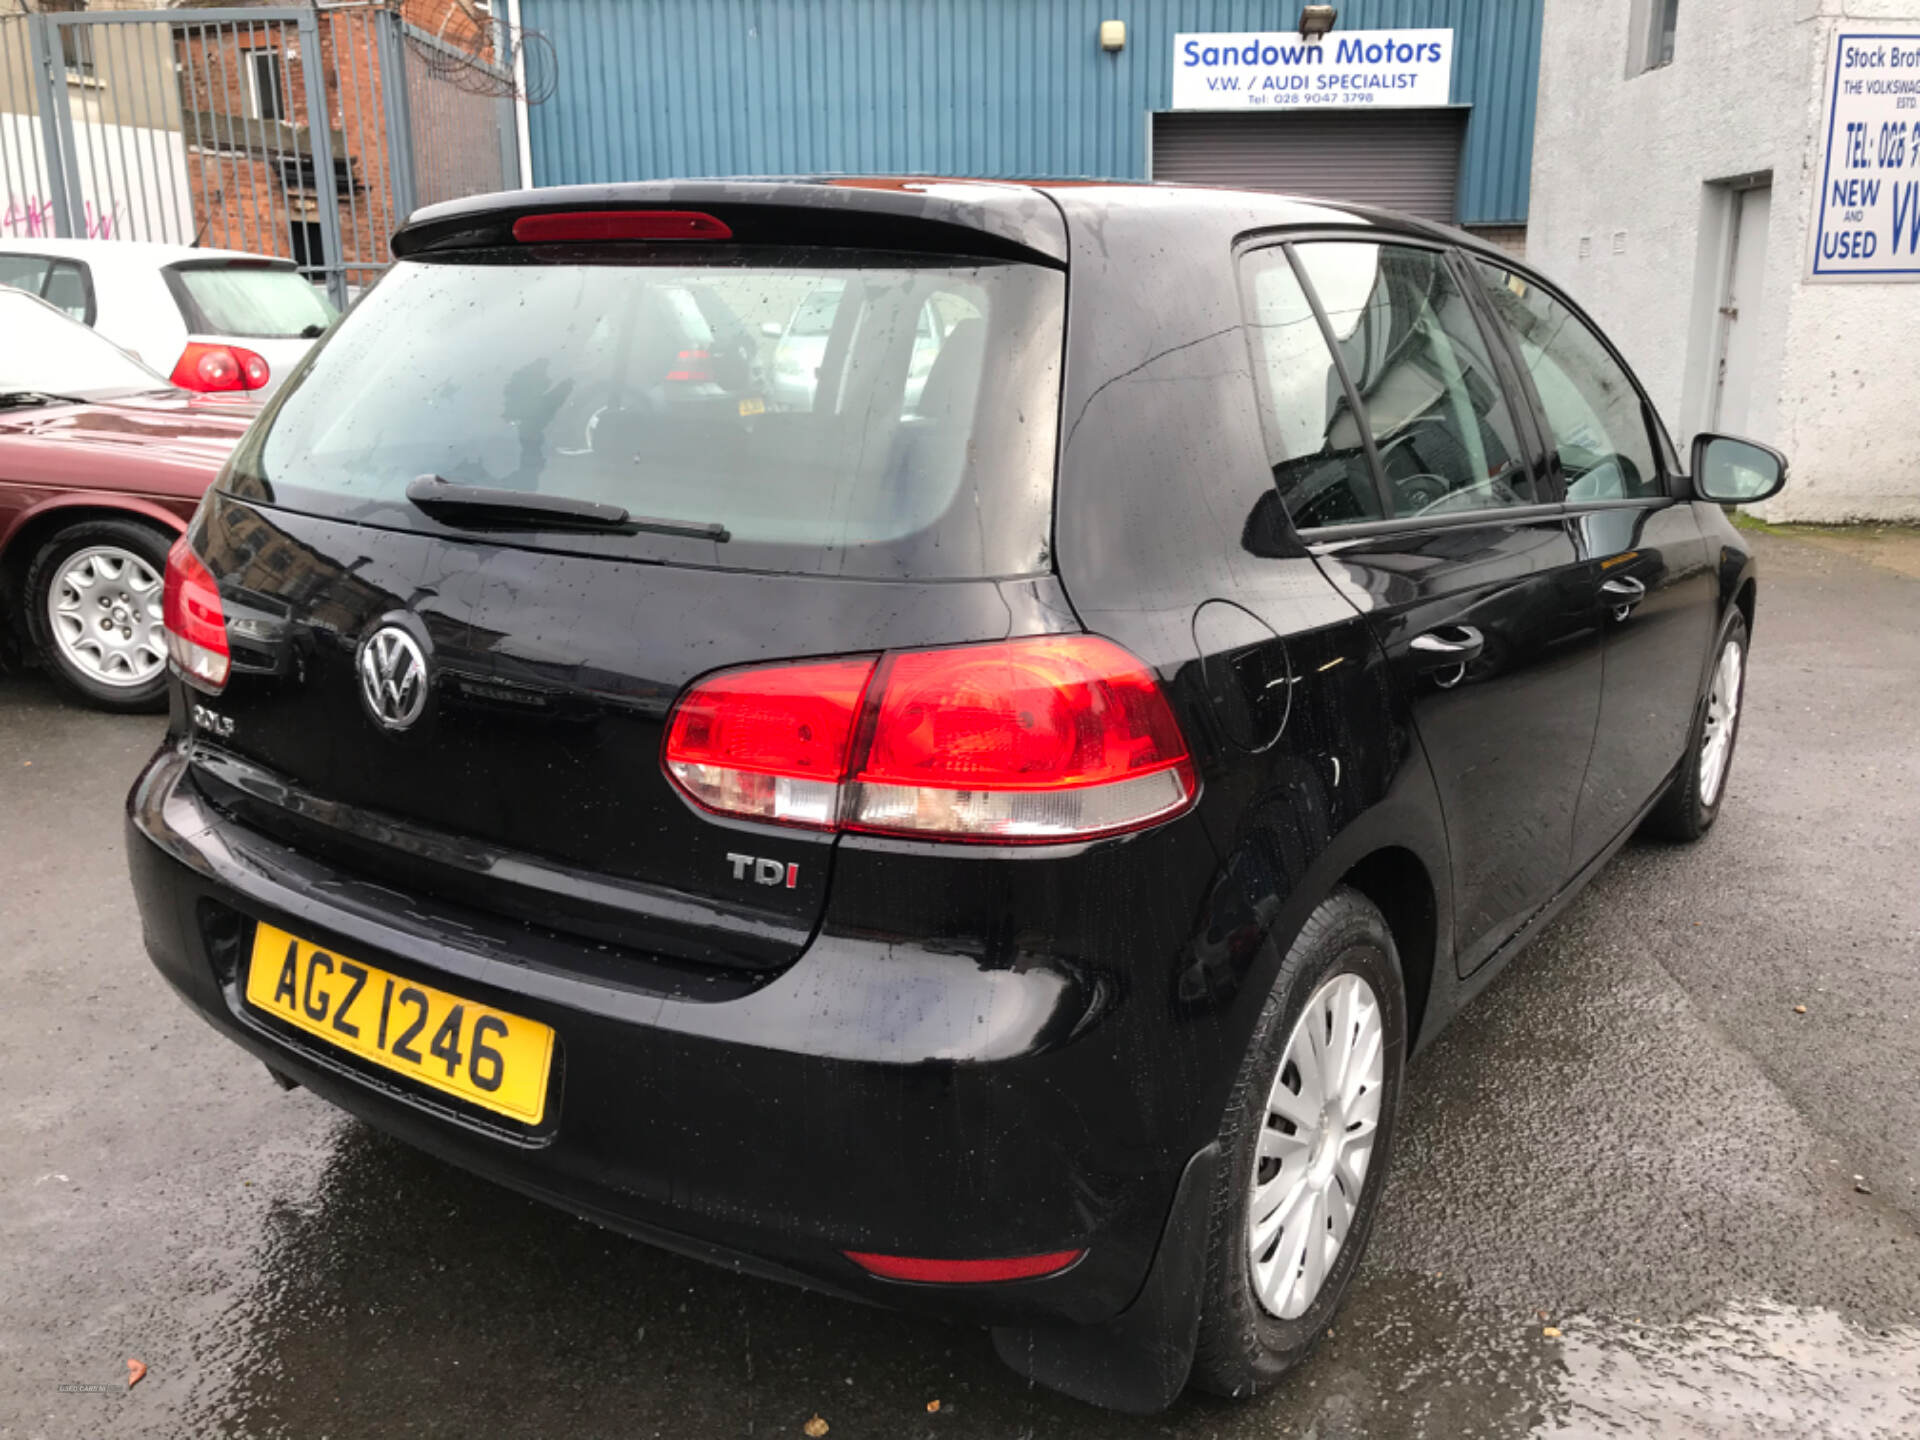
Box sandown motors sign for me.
[1172,29,1453,111]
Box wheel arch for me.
[1335,846,1438,1052]
[0,498,184,641]
[1211,781,1453,1073]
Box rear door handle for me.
[1409,625,1484,687]
[1601,575,1647,618]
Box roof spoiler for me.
[390,179,1069,267]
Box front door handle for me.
[1601,575,1647,619]
[1410,624,1484,688]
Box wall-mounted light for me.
[1099,19,1126,52]
[1299,5,1337,41]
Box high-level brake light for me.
[511,210,734,243]
[664,637,1196,844]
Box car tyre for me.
[1644,608,1749,843]
[24,518,174,714]
[1189,887,1407,1399]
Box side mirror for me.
[1691,433,1787,504]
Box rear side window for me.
[1239,248,1383,528]
[42,261,89,321]
[1290,242,1541,519]
[226,250,1064,580]
[1471,262,1663,501]
[169,263,337,338]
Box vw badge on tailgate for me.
[358,626,428,730]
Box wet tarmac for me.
[3,529,1916,1438]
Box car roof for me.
[393,177,1514,268]
[0,237,296,269]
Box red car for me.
[1,288,254,711]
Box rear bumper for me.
[126,738,1210,1327]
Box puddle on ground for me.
[1541,1301,1920,1438]
[1279,1273,1920,1440]
[103,1122,1920,1439]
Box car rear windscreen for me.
[171,263,338,338]
[223,250,1064,580]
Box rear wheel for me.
[24,519,173,713]
[1191,889,1407,1398]
[1645,609,1749,842]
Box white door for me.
[1712,184,1771,433]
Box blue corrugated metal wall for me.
[520,0,1541,224]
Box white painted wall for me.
[1,112,193,245]
[1529,0,1920,521]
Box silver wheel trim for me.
[45,545,166,688]
[1247,970,1385,1321]
[1698,637,1744,807]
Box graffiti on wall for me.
[1,196,124,238]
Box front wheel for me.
[23,519,173,713]
[1645,609,1749,842]
[1190,888,1408,1398]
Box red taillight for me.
[664,656,877,829]
[844,1250,1085,1284]
[170,342,269,393]
[236,347,270,388]
[665,347,712,382]
[511,209,733,243]
[663,637,1196,843]
[161,536,229,691]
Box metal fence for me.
[0,4,520,308]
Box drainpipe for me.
[506,0,533,188]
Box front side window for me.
[1292,242,1540,519]
[1472,263,1662,501]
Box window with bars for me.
[43,0,95,79]
[247,48,287,122]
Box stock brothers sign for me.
[1171,29,1453,111]
[1809,26,1920,280]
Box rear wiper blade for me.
[403,475,729,541]
[0,390,83,410]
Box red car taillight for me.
[664,347,713,382]
[162,536,229,691]
[170,342,270,393]
[664,637,1196,844]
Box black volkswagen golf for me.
[127,180,1787,1412]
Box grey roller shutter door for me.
[1150,109,1466,222]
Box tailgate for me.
[191,491,1038,972]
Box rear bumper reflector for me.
[844,1249,1085,1284]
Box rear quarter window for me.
[223,248,1065,580]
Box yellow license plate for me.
[245,923,555,1125]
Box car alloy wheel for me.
[46,544,167,689]
[1697,636,1743,808]
[1246,971,1385,1320]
